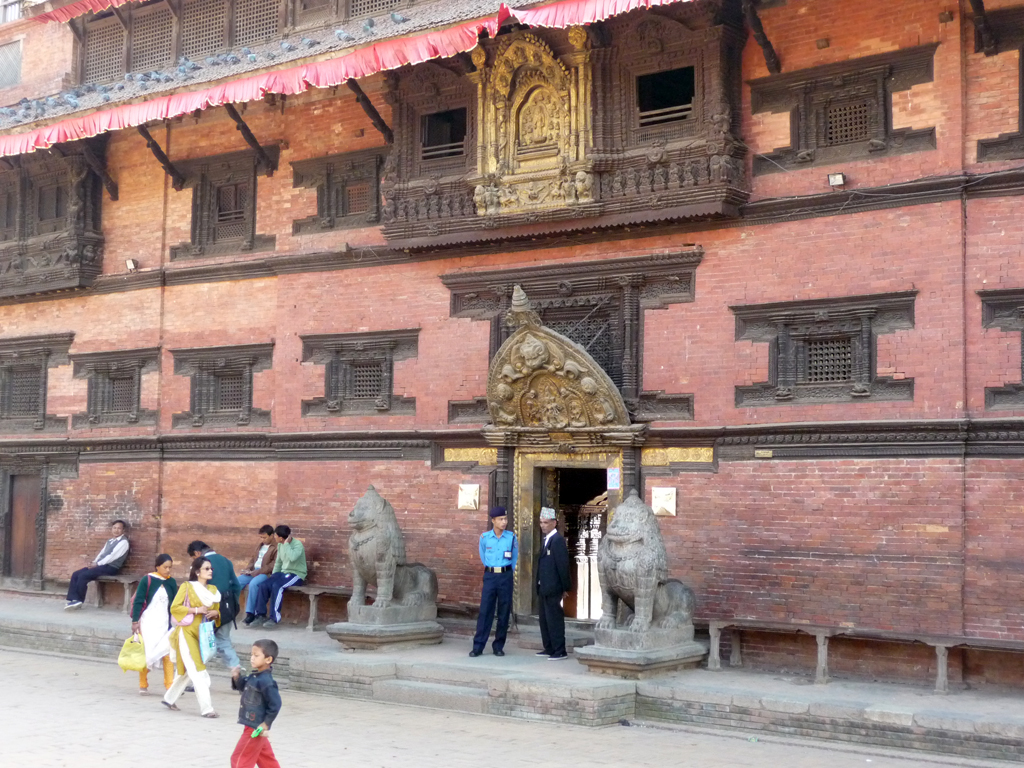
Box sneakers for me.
[493,649,505,657]
[245,615,266,628]
[535,651,550,657]
[242,613,256,626]
[261,619,279,630]
[468,650,482,657]
[64,601,83,611]
[548,652,569,661]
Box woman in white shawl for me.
[129,554,177,695]
[162,557,221,717]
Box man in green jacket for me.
[187,540,242,673]
[251,525,307,628]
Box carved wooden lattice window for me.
[170,148,278,260]
[731,292,916,407]
[291,149,382,234]
[349,0,402,19]
[83,19,125,85]
[749,44,938,175]
[130,6,174,72]
[36,185,66,234]
[182,0,228,59]
[170,344,273,428]
[234,0,280,47]
[421,109,467,160]
[975,9,1024,162]
[301,330,418,417]
[295,0,333,26]
[0,41,22,89]
[0,334,73,433]
[71,348,158,428]
[0,190,17,241]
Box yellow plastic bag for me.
[117,633,146,673]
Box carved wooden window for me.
[301,330,418,417]
[182,0,228,59]
[170,148,278,260]
[291,149,383,234]
[1,0,21,23]
[749,44,938,175]
[71,348,159,428]
[0,333,73,433]
[637,67,695,128]
[83,18,125,85]
[977,288,1024,409]
[235,0,281,47]
[36,185,67,234]
[975,9,1024,162]
[170,344,273,428]
[731,292,916,407]
[421,108,467,160]
[0,190,17,241]
[442,251,703,423]
[130,5,174,73]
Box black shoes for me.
[493,649,505,657]
[548,652,569,661]
[535,651,550,657]
[468,650,482,657]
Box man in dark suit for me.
[536,506,572,660]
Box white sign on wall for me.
[457,484,480,510]
[651,487,677,517]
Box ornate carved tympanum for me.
[382,2,747,247]
[486,286,630,432]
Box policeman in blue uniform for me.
[470,506,518,657]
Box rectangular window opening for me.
[421,108,467,160]
[350,361,383,398]
[637,67,695,127]
[38,186,67,222]
[0,40,21,87]
[825,100,873,146]
[108,376,135,413]
[214,372,245,411]
[5,366,40,417]
[802,337,854,384]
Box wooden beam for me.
[223,103,275,174]
[742,0,781,75]
[112,6,129,30]
[137,125,184,190]
[80,142,119,201]
[969,0,997,54]
[346,79,394,144]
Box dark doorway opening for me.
[540,467,607,620]
[5,474,41,581]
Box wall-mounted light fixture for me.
[827,173,846,188]
[125,259,139,272]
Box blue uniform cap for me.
[489,506,507,518]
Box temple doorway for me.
[538,467,607,621]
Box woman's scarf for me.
[188,581,221,606]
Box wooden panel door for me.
[8,474,41,579]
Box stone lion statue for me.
[348,486,438,608]
[596,489,695,633]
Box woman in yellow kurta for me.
[161,557,221,717]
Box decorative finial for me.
[505,284,541,329]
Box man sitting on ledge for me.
[250,525,306,628]
[65,520,130,610]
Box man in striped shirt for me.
[65,520,130,610]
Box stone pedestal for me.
[326,602,443,650]
[575,626,708,679]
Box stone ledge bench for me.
[707,618,1024,693]
[290,585,352,631]
[85,574,139,612]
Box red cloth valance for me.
[32,0,134,24]
[7,0,685,158]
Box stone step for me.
[514,626,594,652]
[372,679,489,714]
[394,660,493,689]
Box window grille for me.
[215,372,245,410]
[4,367,40,417]
[37,186,67,234]
[213,181,248,240]
[235,0,280,47]
[1,0,21,24]
[130,7,174,72]
[349,0,401,20]
[109,376,135,412]
[296,0,332,26]
[802,338,854,383]
[0,40,20,88]
[182,0,227,59]
[336,181,370,216]
[350,361,382,398]
[84,21,125,84]
[547,317,615,385]
[825,100,873,146]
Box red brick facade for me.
[1,0,1024,687]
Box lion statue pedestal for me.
[575,490,707,679]
[326,487,443,650]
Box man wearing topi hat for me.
[469,506,518,657]
[536,507,571,660]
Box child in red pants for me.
[230,639,283,768]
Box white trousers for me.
[163,643,214,715]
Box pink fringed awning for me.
[7,0,686,158]
[33,0,134,24]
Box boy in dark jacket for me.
[230,639,283,768]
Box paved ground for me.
[4,647,1015,768]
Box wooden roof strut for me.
[80,142,119,201]
[346,79,394,144]
[224,103,276,174]
[742,0,781,75]
[969,0,997,54]
[137,125,185,190]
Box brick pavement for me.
[3,646,1013,768]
